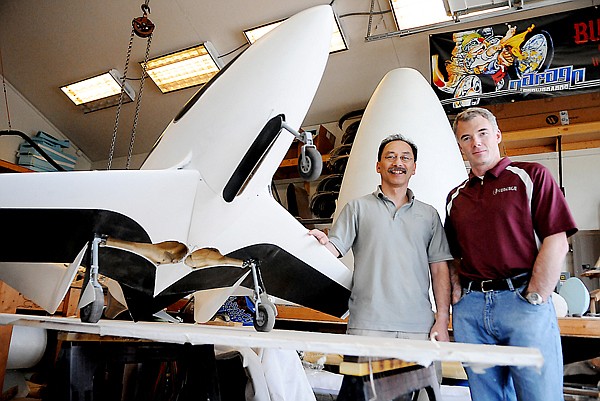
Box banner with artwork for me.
[429,6,600,113]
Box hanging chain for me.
[107,1,154,170]
[125,34,152,169]
[107,30,135,170]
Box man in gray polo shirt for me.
[309,134,452,343]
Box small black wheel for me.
[298,147,322,181]
[253,304,276,332]
[80,286,104,323]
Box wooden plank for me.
[339,358,417,376]
[0,282,19,391]
[303,351,343,366]
[276,304,347,323]
[62,287,81,318]
[502,138,600,156]
[0,159,32,173]
[487,92,600,128]
[278,306,600,339]
[0,313,544,369]
[581,269,600,278]
[557,317,600,338]
[442,361,468,380]
[496,106,600,132]
[503,144,556,156]
[502,121,600,142]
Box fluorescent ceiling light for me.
[243,14,348,53]
[445,0,510,17]
[389,0,453,30]
[456,5,510,17]
[142,42,223,93]
[60,69,134,113]
[61,69,130,105]
[389,0,512,30]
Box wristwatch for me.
[525,291,544,305]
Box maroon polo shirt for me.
[445,157,578,281]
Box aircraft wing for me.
[156,185,353,320]
[0,313,544,371]
[0,169,200,315]
[224,193,353,318]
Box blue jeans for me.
[452,283,563,401]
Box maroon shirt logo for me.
[493,186,518,195]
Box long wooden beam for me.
[0,313,543,370]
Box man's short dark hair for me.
[452,107,499,134]
[377,134,418,162]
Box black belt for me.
[461,273,530,292]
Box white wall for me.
[0,75,91,170]
[511,148,600,231]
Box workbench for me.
[50,335,219,401]
[276,304,600,338]
[336,357,441,401]
[0,298,596,400]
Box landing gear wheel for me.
[80,286,104,323]
[298,147,322,181]
[260,294,277,314]
[253,303,276,332]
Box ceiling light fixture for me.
[142,42,223,94]
[389,0,512,31]
[243,14,348,53]
[389,0,453,30]
[443,0,511,18]
[60,69,135,113]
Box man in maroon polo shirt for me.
[445,107,577,401]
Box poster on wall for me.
[429,6,600,114]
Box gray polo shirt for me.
[329,187,452,333]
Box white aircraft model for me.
[0,5,353,331]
